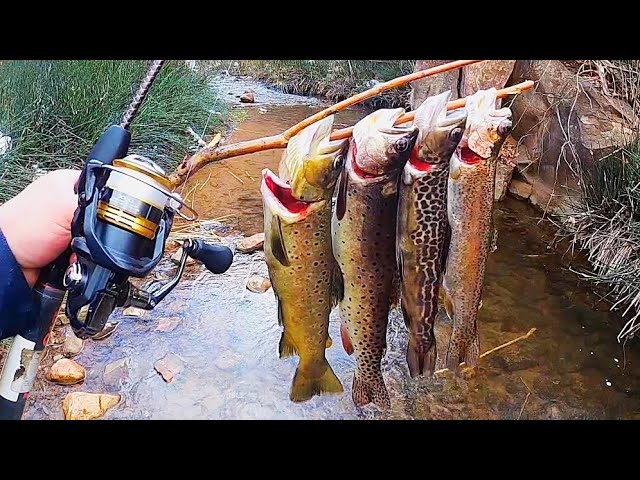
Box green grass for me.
[0,60,225,202]
[210,60,415,108]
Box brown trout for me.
[261,115,349,402]
[396,90,467,378]
[332,108,419,409]
[442,88,512,373]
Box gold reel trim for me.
[97,201,158,240]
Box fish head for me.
[460,88,513,163]
[351,108,419,177]
[411,90,467,170]
[281,115,349,202]
[260,168,325,224]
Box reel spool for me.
[63,153,232,339]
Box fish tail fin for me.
[445,330,480,373]
[340,321,354,355]
[352,370,391,409]
[406,336,437,378]
[278,329,297,359]
[290,360,344,402]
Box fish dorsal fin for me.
[270,215,290,267]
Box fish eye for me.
[395,137,411,153]
[333,153,345,169]
[449,127,463,143]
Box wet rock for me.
[410,60,460,109]
[246,275,271,293]
[103,358,129,386]
[62,392,121,420]
[240,91,255,103]
[63,331,84,357]
[508,179,533,200]
[154,353,185,383]
[123,306,145,318]
[46,358,85,385]
[237,233,264,253]
[156,317,182,333]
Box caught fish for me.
[396,90,467,378]
[261,115,349,402]
[332,108,419,409]
[442,88,512,372]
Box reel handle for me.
[185,240,234,274]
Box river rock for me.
[240,91,255,103]
[103,358,129,386]
[63,330,84,357]
[156,317,182,333]
[246,275,271,293]
[46,358,85,385]
[154,353,185,383]
[123,306,145,318]
[62,392,121,420]
[508,179,533,200]
[237,233,264,253]
[409,60,461,109]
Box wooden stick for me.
[169,77,535,187]
[434,327,537,376]
[280,60,482,141]
[169,60,482,187]
[330,80,535,141]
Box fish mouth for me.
[261,169,323,220]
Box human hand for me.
[0,169,80,287]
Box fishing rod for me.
[0,61,234,420]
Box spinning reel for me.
[64,137,233,339]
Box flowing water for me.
[22,75,640,420]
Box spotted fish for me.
[332,108,419,409]
[261,115,349,402]
[396,90,467,378]
[442,88,513,373]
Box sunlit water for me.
[22,76,640,420]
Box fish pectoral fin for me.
[290,361,344,403]
[331,263,345,308]
[278,329,297,359]
[335,170,348,221]
[340,321,354,355]
[270,215,290,267]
